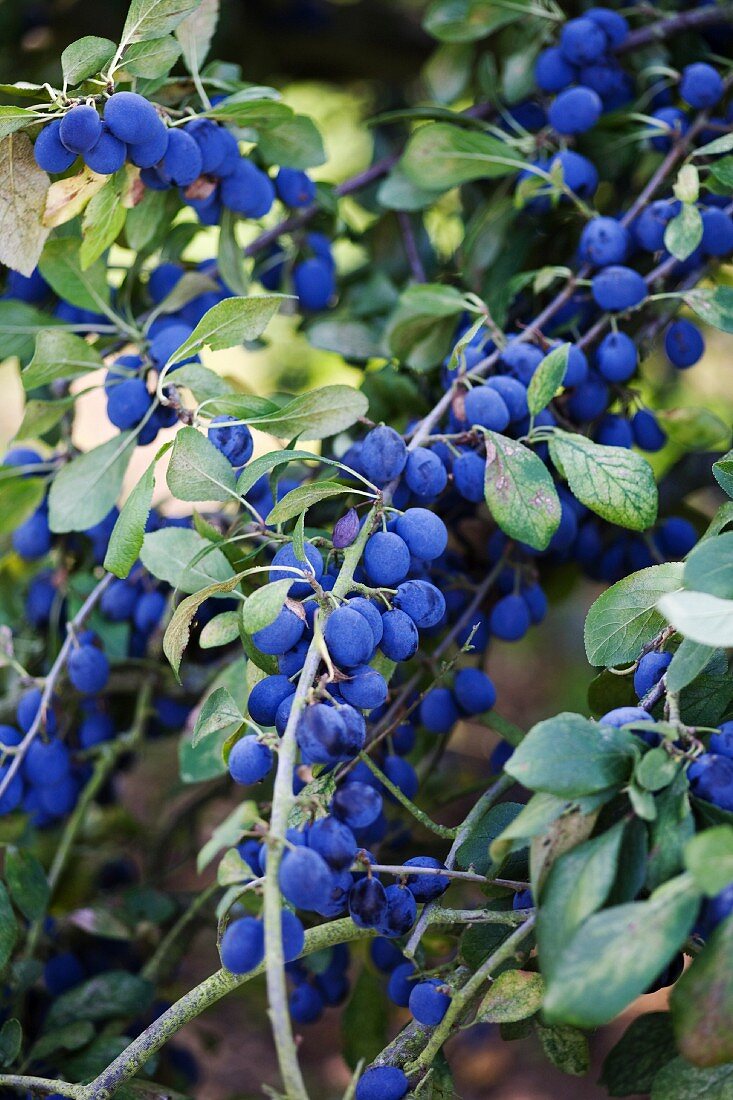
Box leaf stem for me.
[357,752,457,839]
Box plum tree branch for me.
[262,503,380,1100]
[239,6,733,266]
[77,919,375,1100]
[0,572,114,806]
[618,4,733,52]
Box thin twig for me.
[404,773,514,959]
[397,211,426,282]
[404,914,536,1076]
[0,573,113,805]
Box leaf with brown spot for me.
[0,132,50,276]
[483,430,561,551]
[43,164,107,228]
[671,915,733,1067]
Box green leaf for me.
[0,1019,22,1066]
[0,300,59,361]
[205,93,291,129]
[684,826,733,896]
[549,430,657,532]
[176,0,219,74]
[683,286,733,334]
[125,187,173,252]
[0,475,46,536]
[483,431,561,551]
[163,572,245,678]
[5,847,49,921]
[240,578,294,634]
[671,914,733,1068]
[505,713,636,798]
[151,273,220,321]
[80,173,127,269]
[600,1013,677,1098]
[48,433,133,533]
[537,822,626,982]
[456,801,523,876]
[461,921,516,970]
[535,1023,590,1076]
[171,362,233,402]
[584,563,685,667]
[0,133,51,279]
[402,122,523,191]
[39,236,111,311]
[342,968,388,1070]
[218,385,370,442]
[104,442,172,578]
[237,449,330,496]
[266,479,353,525]
[658,589,733,647]
[635,747,681,792]
[218,208,248,296]
[29,1020,95,1063]
[61,36,116,84]
[199,609,240,649]
[684,531,733,598]
[166,294,284,367]
[192,686,243,747]
[710,156,733,190]
[196,800,258,870]
[0,882,17,973]
[64,1035,129,1081]
[714,450,733,498]
[288,771,338,829]
[121,0,201,45]
[664,204,703,261]
[476,970,544,1023]
[15,395,76,440]
[386,283,467,371]
[424,41,472,102]
[44,971,153,1029]
[666,637,718,693]
[23,328,103,390]
[543,875,700,1028]
[652,1059,733,1099]
[166,426,238,503]
[704,502,733,539]
[424,0,524,43]
[527,344,569,415]
[258,114,326,169]
[378,164,444,211]
[490,790,612,865]
[0,106,42,141]
[123,36,181,78]
[140,527,234,593]
[307,319,384,362]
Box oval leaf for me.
[549,430,658,532]
[483,431,561,551]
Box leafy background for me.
[1,0,732,1096]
